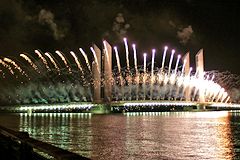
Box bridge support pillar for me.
[92,44,102,103]
[183,52,191,101]
[103,41,112,103]
[196,49,205,103]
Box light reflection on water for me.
[1,111,240,159]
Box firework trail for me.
[56,50,72,73]
[35,50,51,71]
[45,52,60,74]
[79,48,91,71]
[20,53,40,73]
[123,38,130,72]
[70,51,83,73]
[0,59,15,76]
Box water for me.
[1,111,240,159]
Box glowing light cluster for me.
[209,103,240,108]
[19,103,94,111]
[0,37,234,106]
[124,102,195,107]
[20,112,92,118]
[112,38,230,104]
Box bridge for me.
[1,101,239,114]
[0,39,236,113]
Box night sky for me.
[0,0,240,74]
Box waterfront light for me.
[19,103,94,111]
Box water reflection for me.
[19,113,92,157]
[125,111,235,159]
[0,111,238,159]
[230,111,240,158]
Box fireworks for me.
[0,39,237,105]
[35,50,50,71]
[56,50,72,73]
[79,48,91,72]
[45,52,60,74]
[70,51,83,73]
[20,53,39,73]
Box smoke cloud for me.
[177,25,193,45]
[38,9,65,40]
[112,13,130,36]
[104,13,130,41]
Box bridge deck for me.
[0,101,240,113]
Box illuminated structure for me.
[182,52,191,101]
[91,40,208,104]
[0,38,231,109]
[103,41,112,103]
[92,44,101,103]
[195,49,205,103]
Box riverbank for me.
[0,125,89,160]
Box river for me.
[0,111,240,159]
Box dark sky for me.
[0,0,240,74]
